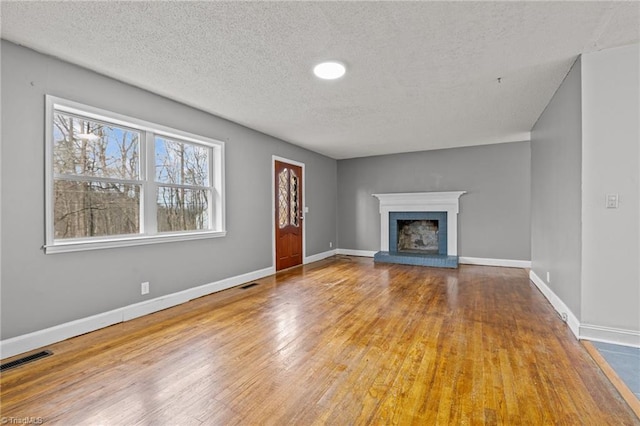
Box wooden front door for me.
[275,160,303,271]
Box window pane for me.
[54,180,140,239]
[157,186,209,232]
[53,113,139,179]
[155,137,209,186]
[278,168,289,228]
[290,170,299,227]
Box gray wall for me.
[530,44,640,336]
[0,41,337,339]
[337,142,531,260]
[530,58,583,317]
[581,44,639,332]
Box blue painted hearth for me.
[374,211,459,268]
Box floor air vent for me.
[0,350,53,372]
[240,282,259,289]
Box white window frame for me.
[45,95,225,254]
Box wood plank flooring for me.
[1,256,638,425]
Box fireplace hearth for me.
[372,192,465,268]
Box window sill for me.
[44,231,227,254]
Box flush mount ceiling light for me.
[313,61,346,80]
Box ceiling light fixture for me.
[313,61,346,80]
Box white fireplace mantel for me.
[372,191,466,256]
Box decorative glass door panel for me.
[289,169,299,227]
[278,168,290,229]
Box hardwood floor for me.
[1,256,638,425]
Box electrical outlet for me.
[606,193,619,209]
[329,241,333,248]
[141,282,149,295]
[561,312,568,322]
[546,272,550,283]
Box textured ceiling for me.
[1,2,639,159]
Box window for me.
[45,96,225,253]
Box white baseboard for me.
[304,249,337,264]
[580,324,640,348]
[336,249,376,257]
[529,270,580,338]
[0,266,275,359]
[459,257,531,269]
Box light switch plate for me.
[606,193,619,209]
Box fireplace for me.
[372,192,465,268]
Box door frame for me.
[272,155,306,270]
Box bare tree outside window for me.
[155,137,210,232]
[53,113,140,239]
